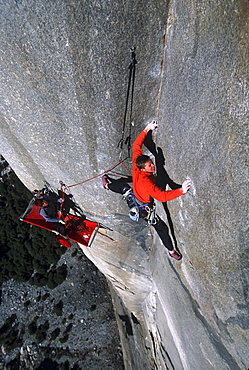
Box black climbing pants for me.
[149,216,173,251]
[107,176,132,195]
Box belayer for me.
[102,120,192,260]
[34,195,66,235]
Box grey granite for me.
[0,0,248,369]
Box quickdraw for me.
[144,205,158,225]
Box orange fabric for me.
[132,130,183,203]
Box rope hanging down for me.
[60,49,136,192]
[117,47,137,157]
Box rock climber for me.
[102,120,192,260]
[39,196,64,223]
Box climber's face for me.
[142,159,155,173]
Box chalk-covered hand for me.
[144,120,158,132]
[181,179,192,194]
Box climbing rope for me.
[117,47,137,158]
[64,157,130,190]
[57,49,137,193]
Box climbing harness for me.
[118,47,137,158]
[123,189,158,224]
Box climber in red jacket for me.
[132,121,191,204]
[131,120,191,259]
[102,121,191,260]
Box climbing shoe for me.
[169,250,182,260]
[101,175,109,189]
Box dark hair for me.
[135,154,151,170]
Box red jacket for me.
[132,130,183,203]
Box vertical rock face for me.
[1,1,248,369]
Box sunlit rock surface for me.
[1,0,248,369]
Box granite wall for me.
[1,0,248,369]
